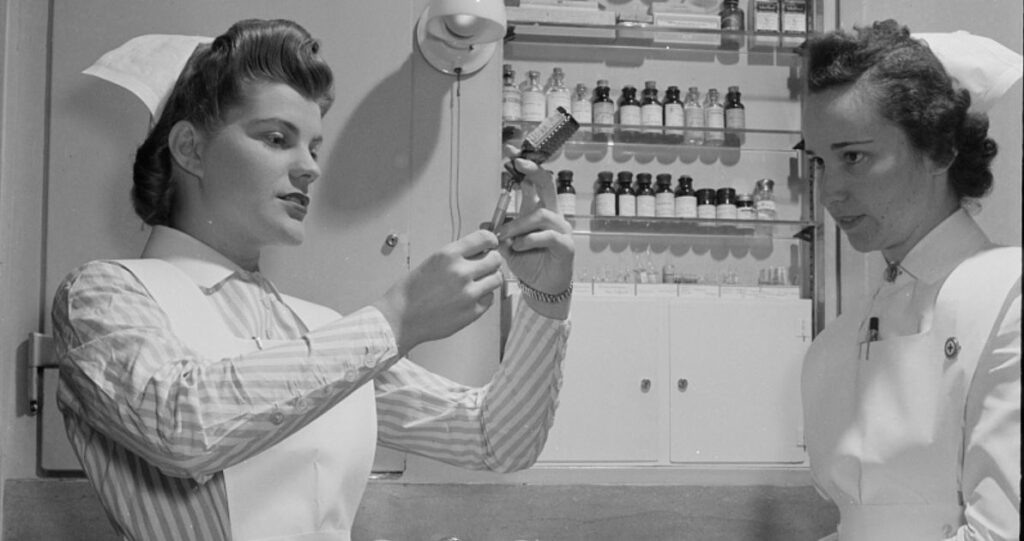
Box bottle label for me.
[619,105,641,127]
[755,200,777,220]
[697,203,716,219]
[754,1,781,33]
[664,103,684,127]
[705,107,725,129]
[617,195,636,217]
[721,12,744,31]
[521,91,545,121]
[547,93,571,117]
[502,89,521,121]
[595,193,616,216]
[641,104,663,127]
[571,100,592,124]
[593,102,615,133]
[782,1,807,34]
[556,193,576,216]
[725,108,745,129]
[656,193,675,217]
[636,195,656,217]
[738,207,757,220]
[716,204,738,220]
[675,196,698,218]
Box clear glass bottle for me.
[570,82,592,127]
[663,85,684,143]
[640,80,663,139]
[674,175,697,218]
[594,171,617,216]
[592,79,616,138]
[753,178,777,220]
[724,85,746,146]
[635,173,656,217]
[704,88,725,146]
[720,0,745,50]
[683,86,705,145]
[501,64,521,122]
[753,0,781,49]
[545,67,571,118]
[556,170,576,216]
[615,171,636,217]
[655,173,675,218]
[618,85,642,141]
[520,70,545,122]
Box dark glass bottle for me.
[592,80,615,140]
[663,85,684,143]
[556,170,576,217]
[640,81,663,141]
[655,173,675,218]
[724,85,746,147]
[618,85,641,142]
[594,171,616,216]
[720,0,745,50]
[674,175,697,219]
[635,173,656,217]
[615,171,636,217]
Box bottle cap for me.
[636,173,652,183]
[557,170,574,181]
[617,171,634,182]
[696,188,716,205]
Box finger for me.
[465,250,505,280]
[451,229,499,257]
[514,160,556,213]
[502,143,520,160]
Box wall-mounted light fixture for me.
[415,0,507,75]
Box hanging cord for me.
[448,67,464,241]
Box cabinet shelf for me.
[563,215,816,239]
[503,121,802,153]
[507,21,808,55]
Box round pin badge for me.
[944,337,961,359]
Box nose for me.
[816,161,846,207]
[290,151,320,191]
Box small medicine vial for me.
[501,64,521,122]
[570,83,592,126]
[663,85,684,143]
[716,187,738,219]
[696,188,717,219]
[674,175,697,218]
[683,86,705,146]
[618,85,642,140]
[736,193,756,219]
[725,85,746,146]
[655,174,675,218]
[720,0,745,49]
[556,170,577,216]
[616,171,637,217]
[521,70,545,122]
[635,173,656,217]
[545,67,571,118]
[592,80,616,137]
[640,81,663,138]
[704,88,725,146]
[754,178,777,220]
[594,171,617,216]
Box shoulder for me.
[53,259,153,316]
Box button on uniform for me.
[270,410,285,425]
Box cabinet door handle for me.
[677,378,689,392]
[640,378,651,393]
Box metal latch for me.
[27,332,56,415]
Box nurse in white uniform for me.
[53,19,574,541]
[800,20,1021,541]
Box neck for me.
[171,214,261,272]
[882,201,959,264]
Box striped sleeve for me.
[374,297,571,472]
[53,260,400,480]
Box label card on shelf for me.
[677,284,720,298]
[593,282,636,296]
[720,285,761,299]
[636,283,679,297]
[758,285,801,298]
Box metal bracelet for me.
[518,279,573,303]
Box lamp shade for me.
[416,0,507,75]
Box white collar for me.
[140,225,250,289]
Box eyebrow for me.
[804,139,873,156]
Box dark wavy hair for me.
[802,20,997,201]
[132,19,334,226]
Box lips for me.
[278,192,310,209]
[834,215,865,230]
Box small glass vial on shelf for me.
[752,0,781,48]
[618,85,642,141]
[720,0,745,50]
[594,171,616,216]
[615,171,636,217]
[640,80,663,139]
[724,85,746,146]
[753,178,777,220]
[683,86,705,146]
[556,170,577,216]
[674,175,697,218]
[545,67,571,118]
[520,70,545,122]
[570,83,592,127]
[502,64,521,122]
[716,187,738,219]
[592,80,616,137]
[663,85,684,143]
[635,173,656,217]
[696,188,717,219]
[736,193,757,219]
[655,174,675,218]
[704,88,725,146]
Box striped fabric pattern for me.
[53,259,569,541]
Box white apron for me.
[120,258,377,541]
[803,247,1020,540]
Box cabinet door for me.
[669,298,810,463]
[537,297,666,463]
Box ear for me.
[168,120,205,178]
